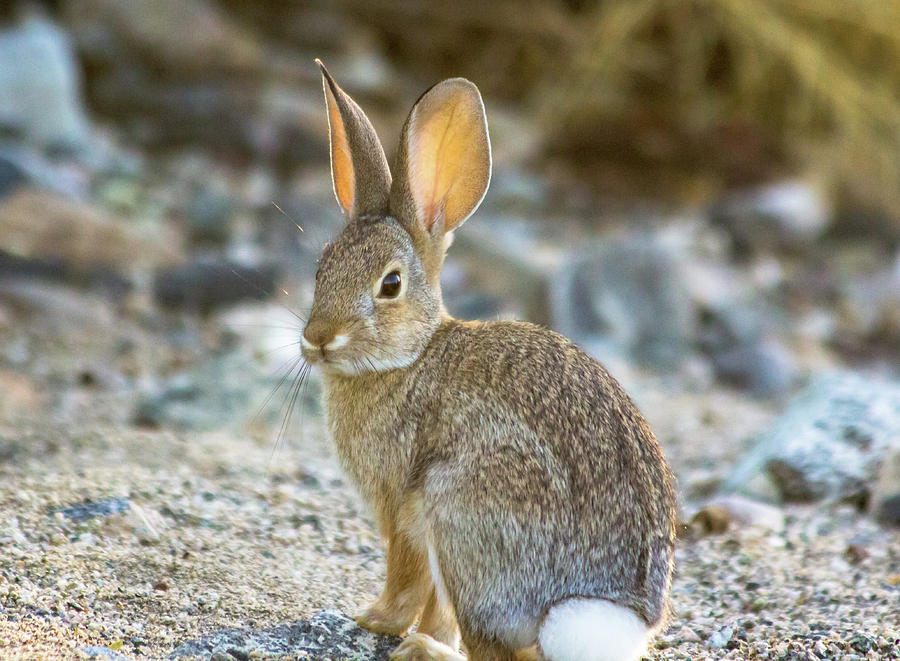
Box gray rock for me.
[63,0,261,74]
[153,258,279,313]
[871,446,900,527]
[451,215,561,327]
[51,497,130,523]
[81,646,132,661]
[707,624,734,650]
[705,495,785,534]
[837,251,900,349]
[168,610,399,660]
[726,372,900,502]
[696,290,800,396]
[479,167,550,215]
[0,143,92,200]
[0,156,27,199]
[133,350,310,432]
[186,185,234,245]
[0,16,91,149]
[551,232,695,370]
[710,338,798,396]
[711,180,830,253]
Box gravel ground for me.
[1,291,898,660]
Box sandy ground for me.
[0,291,898,660]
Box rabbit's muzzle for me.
[301,319,349,364]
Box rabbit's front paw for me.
[355,601,417,636]
[390,633,465,661]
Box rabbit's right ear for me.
[317,60,392,218]
[391,78,491,239]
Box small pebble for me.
[707,624,734,649]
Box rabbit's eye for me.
[378,271,402,298]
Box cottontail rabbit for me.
[300,61,676,661]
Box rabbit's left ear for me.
[318,60,392,219]
[391,78,491,237]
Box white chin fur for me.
[539,599,649,661]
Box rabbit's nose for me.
[302,319,336,350]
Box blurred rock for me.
[711,180,830,253]
[689,504,731,536]
[726,372,900,503]
[63,0,261,74]
[133,362,240,431]
[0,143,92,200]
[81,646,131,661]
[837,252,900,352]
[185,185,234,246]
[672,626,702,644]
[60,0,329,163]
[216,303,305,372]
[169,610,399,660]
[552,231,695,369]
[452,215,561,326]
[92,74,260,151]
[123,502,165,544]
[480,167,550,215]
[94,176,144,216]
[51,497,130,523]
[0,188,182,272]
[844,543,869,565]
[0,16,91,149]
[707,624,734,650]
[708,495,785,534]
[871,446,900,527]
[710,338,798,397]
[0,156,27,198]
[0,369,45,419]
[132,348,297,431]
[153,257,279,313]
[698,296,800,396]
[445,291,505,322]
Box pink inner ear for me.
[323,76,355,214]
[404,81,490,235]
[407,116,444,233]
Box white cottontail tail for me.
[300,61,676,661]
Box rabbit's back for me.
[404,319,676,642]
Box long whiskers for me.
[228,266,309,326]
[267,359,312,473]
[252,352,305,429]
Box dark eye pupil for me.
[379,271,401,298]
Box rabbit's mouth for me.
[302,342,421,377]
[300,334,347,366]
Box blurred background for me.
[1,0,899,505]
[3,0,900,502]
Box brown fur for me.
[302,64,677,660]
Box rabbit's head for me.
[301,62,491,375]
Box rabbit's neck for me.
[322,366,418,525]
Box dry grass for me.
[539,0,900,220]
[313,0,900,225]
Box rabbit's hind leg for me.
[356,531,431,636]
[390,632,517,661]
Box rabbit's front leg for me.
[417,587,459,649]
[389,633,464,661]
[389,589,462,661]
[356,530,431,636]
